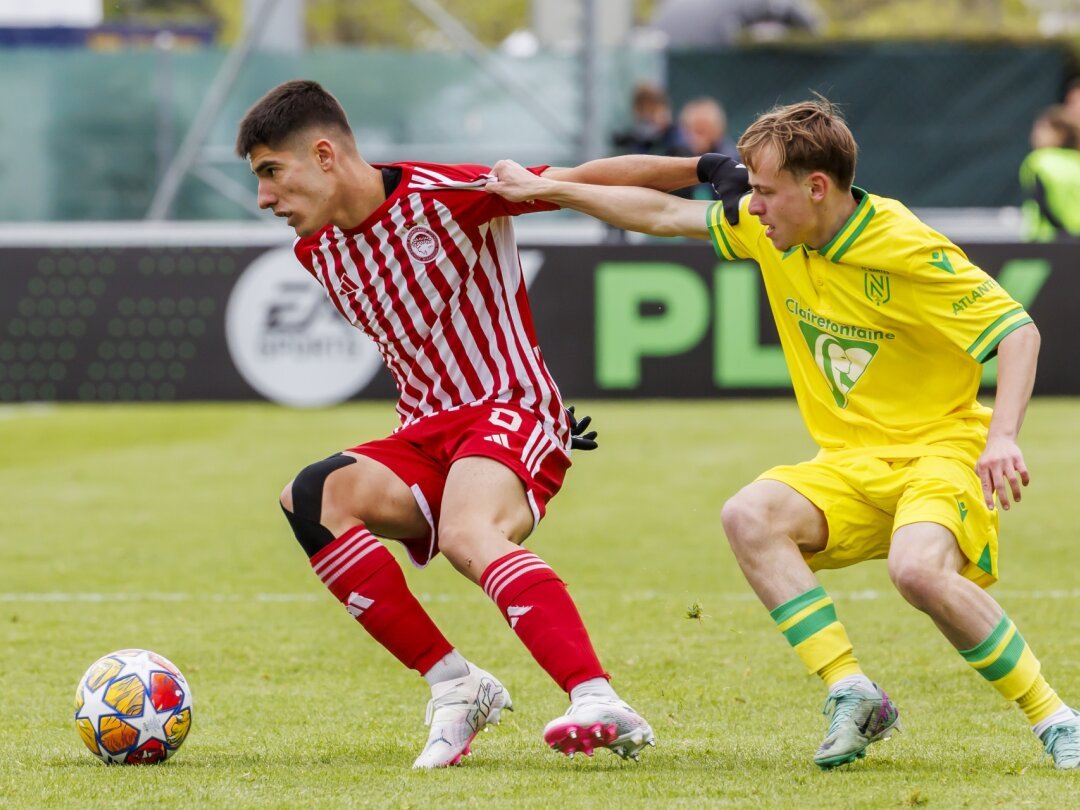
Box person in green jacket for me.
[1020,105,1080,241]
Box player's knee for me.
[279,480,295,513]
[720,495,767,549]
[436,521,475,563]
[887,553,938,610]
[280,454,358,558]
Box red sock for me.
[480,549,608,692]
[311,526,452,674]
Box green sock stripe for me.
[769,585,828,624]
[959,613,1011,662]
[783,604,839,647]
[976,632,1028,682]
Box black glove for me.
[697,153,750,225]
[566,405,598,451]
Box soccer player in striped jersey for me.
[486,98,1080,770]
[235,80,702,769]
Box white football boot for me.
[543,698,655,760]
[412,664,512,769]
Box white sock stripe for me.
[490,561,554,604]
[311,526,374,572]
[312,529,378,578]
[484,551,541,584]
[482,552,542,598]
[312,536,367,579]
[320,542,385,588]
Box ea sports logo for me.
[405,226,439,263]
[225,248,383,407]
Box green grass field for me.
[2,399,1080,808]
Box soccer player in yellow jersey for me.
[486,98,1080,770]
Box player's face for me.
[249,141,334,237]
[745,145,817,251]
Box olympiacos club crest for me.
[405,226,439,263]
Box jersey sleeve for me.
[913,242,1034,363]
[705,195,753,260]
[489,165,561,217]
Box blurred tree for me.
[306,0,528,48]
[103,0,219,20]
[815,0,1039,39]
[103,0,243,43]
[100,0,1048,46]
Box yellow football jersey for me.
[707,188,1033,460]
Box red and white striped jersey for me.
[293,161,569,445]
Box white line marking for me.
[0,404,56,421]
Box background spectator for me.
[1020,104,1080,241]
[612,82,693,159]
[678,96,740,200]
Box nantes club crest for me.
[864,269,890,305]
[797,321,879,408]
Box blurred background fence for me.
[0,41,1068,221]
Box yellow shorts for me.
[759,453,1000,587]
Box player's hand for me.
[566,405,598,451]
[485,159,546,203]
[696,153,750,225]
[976,435,1030,511]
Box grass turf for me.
[2,399,1079,807]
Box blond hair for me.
[737,98,857,190]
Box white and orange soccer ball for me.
[74,649,193,764]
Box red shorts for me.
[346,403,571,568]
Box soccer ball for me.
[74,648,193,764]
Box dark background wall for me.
[0,241,1073,404]
[668,42,1071,207]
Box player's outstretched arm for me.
[543,155,699,193]
[486,159,710,240]
[976,322,1040,511]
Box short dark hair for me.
[235,79,352,158]
[737,97,858,192]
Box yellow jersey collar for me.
[815,187,875,264]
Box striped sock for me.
[311,525,453,674]
[770,585,863,686]
[960,613,1064,725]
[481,549,607,693]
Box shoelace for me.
[423,693,466,726]
[1044,722,1080,761]
[821,689,863,735]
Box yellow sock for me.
[960,612,1064,724]
[818,650,864,687]
[1017,674,1065,726]
[771,586,863,685]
